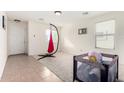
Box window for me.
[46,29,57,43]
[95,20,115,49]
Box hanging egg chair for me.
[38,24,59,60]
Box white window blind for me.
[95,20,115,49]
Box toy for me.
[88,51,102,63]
[89,56,97,62]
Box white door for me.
[8,21,27,55]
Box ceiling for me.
[6,11,108,26]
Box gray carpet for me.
[33,53,73,82]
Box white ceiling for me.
[6,11,108,26]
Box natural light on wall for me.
[95,20,115,49]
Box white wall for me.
[7,21,28,55]
[28,21,61,55]
[61,12,124,64]
[0,12,7,79]
[61,22,93,55]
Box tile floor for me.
[0,54,62,82]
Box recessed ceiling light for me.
[54,11,62,16]
[82,12,88,15]
[14,19,21,22]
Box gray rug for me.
[33,53,73,82]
